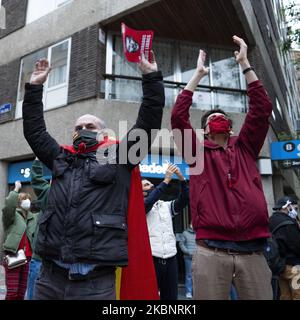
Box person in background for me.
[26,158,51,300]
[179,223,196,299]
[142,163,189,300]
[269,196,300,300]
[2,181,37,300]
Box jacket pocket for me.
[90,213,128,262]
[92,213,127,230]
[89,163,117,185]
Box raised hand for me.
[196,50,209,76]
[164,163,178,184]
[137,50,158,75]
[175,167,185,181]
[233,35,249,65]
[30,58,52,85]
[14,181,22,193]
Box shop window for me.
[16,38,71,119]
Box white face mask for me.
[288,208,298,220]
[20,199,31,211]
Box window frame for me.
[15,37,72,119]
[105,31,247,112]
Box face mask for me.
[288,208,298,219]
[73,130,99,150]
[143,189,153,197]
[208,116,231,135]
[20,199,31,211]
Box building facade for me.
[0,0,299,270]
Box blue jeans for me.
[26,259,42,300]
[230,284,238,300]
[184,256,193,295]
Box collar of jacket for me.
[273,211,296,221]
[204,136,236,150]
[16,208,34,221]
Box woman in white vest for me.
[142,163,189,300]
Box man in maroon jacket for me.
[171,36,273,300]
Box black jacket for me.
[269,211,300,266]
[23,71,165,265]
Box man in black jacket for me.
[270,196,300,300]
[22,54,165,300]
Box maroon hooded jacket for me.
[171,80,272,241]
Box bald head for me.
[74,114,106,132]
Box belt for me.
[196,240,261,255]
[43,260,115,281]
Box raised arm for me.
[144,164,177,213]
[23,59,61,170]
[118,51,165,170]
[2,181,21,229]
[31,158,51,200]
[171,167,189,216]
[171,50,209,162]
[233,36,272,159]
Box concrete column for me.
[261,175,275,216]
[272,173,284,203]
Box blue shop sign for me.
[8,160,52,184]
[8,155,189,184]
[139,154,189,180]
[271,140,300,161]
[0,103,12,114]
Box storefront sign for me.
[279,159,300,169]
[139,155,189,180]
[8,160,52,184]
[0,103,12,114]
[8,155,189,184]
[271,140,300,161]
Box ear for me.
[202,127,209,135]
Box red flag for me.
[120,167,159,300]
[121,23,154,63]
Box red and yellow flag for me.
[116,167,159,300]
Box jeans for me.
[184,255,193,295]
[34,262,116,300]
[26,259,42,300]
[230,284,238,300]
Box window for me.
[105,34,247,113]
[0,0,5,29]
[16,38,71,118]
[26,0,72,24]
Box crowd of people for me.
[1,35,300,300]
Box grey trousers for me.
[33,262,116,300]
[192,245,273,300]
